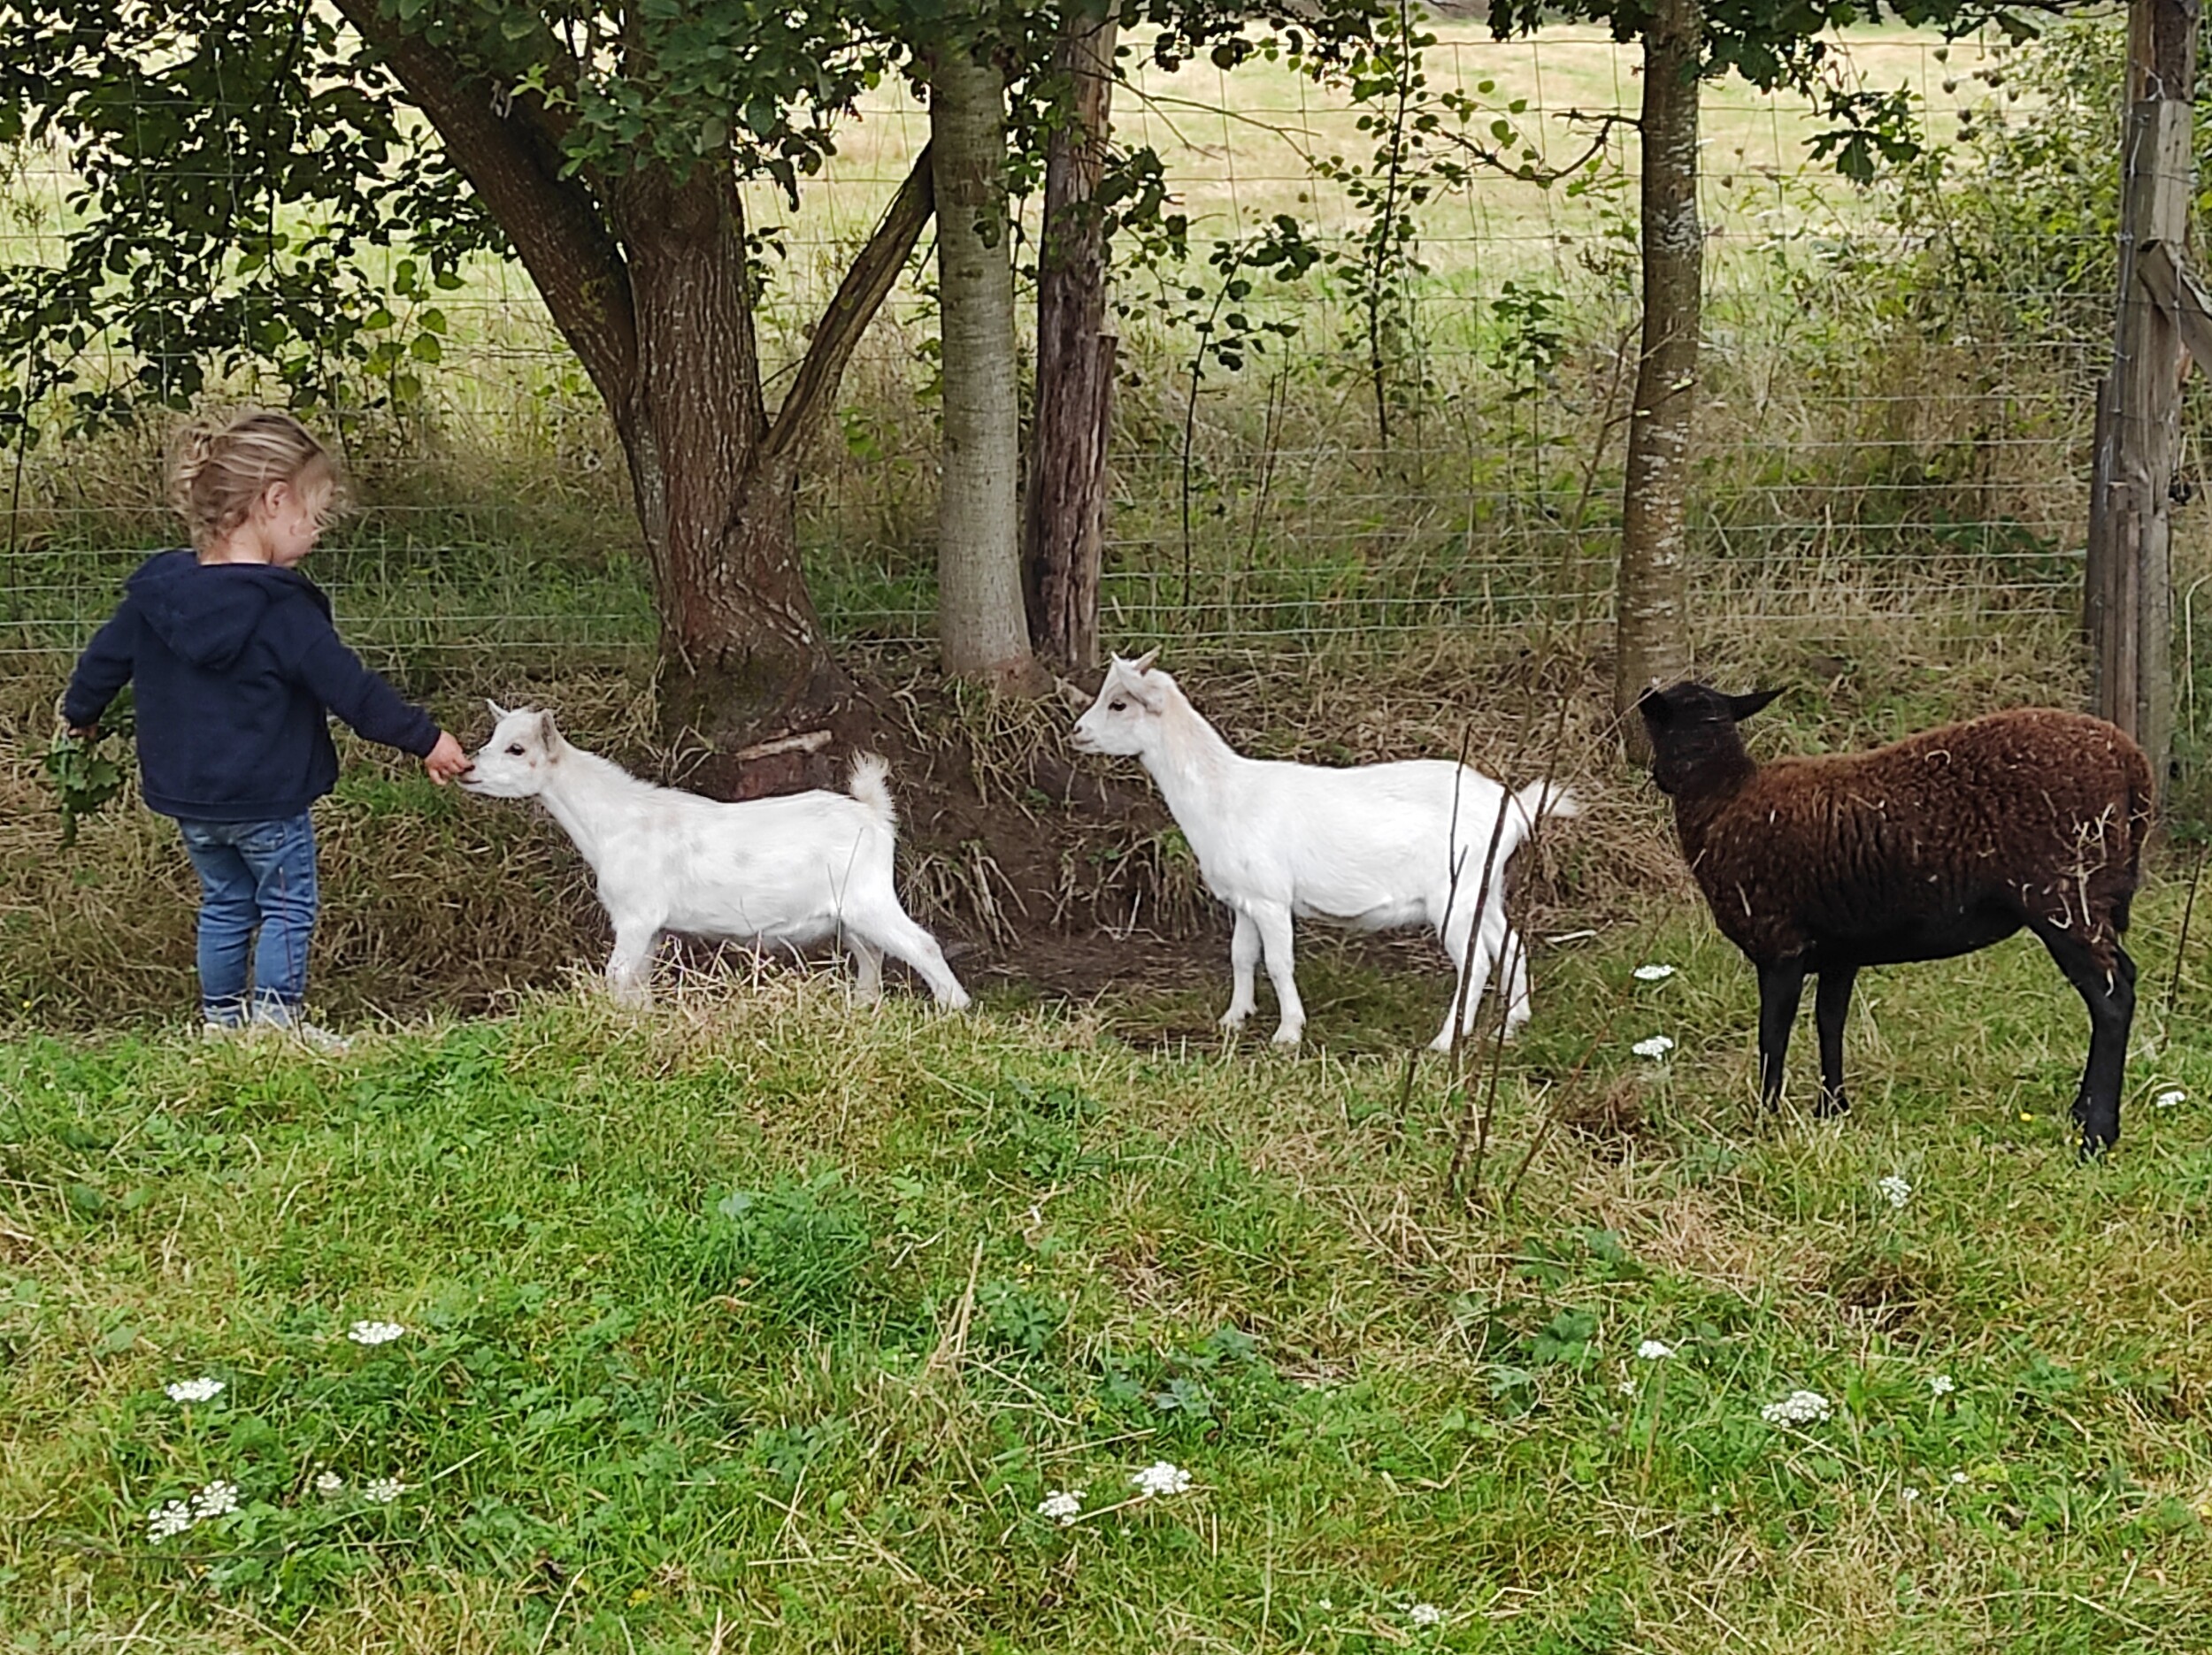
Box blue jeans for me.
[174,813,319,1021]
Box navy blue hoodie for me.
[63,550,439,822]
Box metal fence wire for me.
[0,16,2193,668]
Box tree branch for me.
[766,140,936,463]
[330,0,639,407]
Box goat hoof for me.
[1270,1028,1302,1047]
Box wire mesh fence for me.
[0,15,2168,670]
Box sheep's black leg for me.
[2084,946,2139,1154]
[1755,957,1807,1110]
[1813,964,1858,1118]
[2027,922,2134,1159]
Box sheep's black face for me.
[1639,682,1778,795]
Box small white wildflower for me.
[1760,1389,1834,1426]
[314,1471,344,1498]
[1632,964,1677,982]
[1901,1486,1921,1504]
[363,1475,405,1505]
[1617,1377,1637,1396]
[1951,1470,1970,1485]
[1317,1598,1333,1611]
[1930,1374,1956,1396]
[1129,1461,1193,1498]
[190,1481,239,1521]
[1408,1603,1445,1628]
[1637,1339,1675,1360]
[2155,1088,2186,1108]
[1632,1034,1677,1060]
[1037,1489,1083,1525]
[1878,1175,1912,1208]
[165,1376,224,1404]
[147,1499,195,1542]
[348,1319,406,1346]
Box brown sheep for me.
[1638,683,2154,1155]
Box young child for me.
[62,410,472,1049]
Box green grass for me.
[4,895,2211,1651]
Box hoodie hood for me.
[125,550,321,671]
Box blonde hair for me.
[168,410,343,552]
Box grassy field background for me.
[0,20,2104,661]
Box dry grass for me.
[0,579,2099,1035]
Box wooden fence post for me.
[2087,0,2199,798]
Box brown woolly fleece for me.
[1640,683,2153,1152]
[1671,708,2153,971]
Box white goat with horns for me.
[1071,652,1576,1050]
[462,703,971,1011]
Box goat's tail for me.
[848,753,898,832]
[1510,779,1580,834]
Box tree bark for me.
[1615,0,1703,764]
[931,41,1040,687]
[605,164,828,751]
[1024,6,1118,674]
[334,1,939,755]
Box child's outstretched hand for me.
[424,731,472,785]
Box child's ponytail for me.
[167,410,342,551]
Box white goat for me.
[1071,653,1576,1050]
[461,704,971,1010]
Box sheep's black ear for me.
[1637,686,1672,726]
[1729,688,1784,723]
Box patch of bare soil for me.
[667,647,1642,1033]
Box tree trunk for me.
[1615,0,1703,764]
[608,165,840,751]
[332,0,938,761]
[931,42,1039,687]
[1024,6,1118,675]
[2086,0,2197,801]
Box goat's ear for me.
[1728,688,1784,723]
[535,709,560,752]
[1637,686,1671,726]
[1128,647,1160,674]
[484,697,512,721]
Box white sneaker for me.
[250,1006,350,1056]
[201,1016,245,1042]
